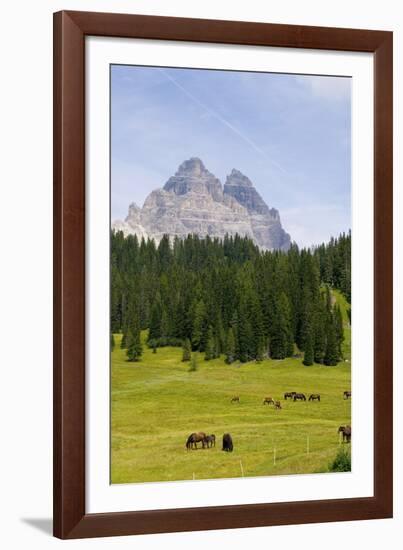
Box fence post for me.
[240,460,244,477]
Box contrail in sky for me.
[157,68,287,175]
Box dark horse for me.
[274,401,282,410]
[186,432,207,450]
[293,393,306,401]
[204,434,216,448]
[284,392,296,400]
[231,396,240,403]
[222,433,233,452]
[263,397,274,405]
[338,425,352,443]
[343,390,352,399]
[309,394,321,401]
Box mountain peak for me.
[114,158,291,251]
[175,157,207,177]
[163,157,222,200]
[225,168,254,188]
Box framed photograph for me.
[53,10,393,539]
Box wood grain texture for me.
[53,11,85,539]
[53,10,393,539]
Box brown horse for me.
[186,432,207,450]
[284,392,296,400]
[309,394,321,402]
[293,393,306,401]
[231,396,240,403]
[338,425,352,443]
[343,391,351,399]
[204,434,216,448]
[263,397,275,405]
[274,401,282,410]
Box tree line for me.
[111,231,351,365]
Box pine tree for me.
[303,329,314,366]
[111,333,115,351]
[270,293,293,359]
[191,299,206,351]
[204,326,215,360]
[189,352,198,372]
[148,300,162,341]
[255,336,266,362]
[126,325,143,362]
[334,304,344,358]
[324,319,339,366]
[313,301,326,364]
[237,299,251,362]
[182,338,191,362]
[213,335,221,359]
[225,327,236,364]
[120,330,127,349]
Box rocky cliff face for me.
[113,158,291,251]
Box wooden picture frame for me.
[53,10,393,539]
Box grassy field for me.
[111,297,351,484]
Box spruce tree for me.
[204,326,215,360]
[270,293,293,359]
[313,301,326,364]
[191,299,206,351]
[182,338,191,362]
[334,304,344,357]
[148,300,162,342]
[111,333,115,352]
[189,352,198,372]
[303,329,314,366]
[120,330,127,349]
[255,336,266,362]
[237,300,251,362]
[225,327,236,364]
[126,325,143,362]
[324,319,339,366]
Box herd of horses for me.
[186,390,352,452]
[186,432,233,452]
[230,390,351,408]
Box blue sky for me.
[111,65,351,248]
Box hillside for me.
[111,333,351,484]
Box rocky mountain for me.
[113,158,291,251]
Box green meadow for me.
[111,294,351,484]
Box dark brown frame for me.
[53,10,393,539]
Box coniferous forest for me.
[111,231,351,366]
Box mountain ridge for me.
[112,158,291,251]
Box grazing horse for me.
[343,390,352,399]
[185,432,207,450]
[293,393,306,401]
[338,425,352,443]
[309,394,321,402]
[263,397,275,405]
[284,392,296,400]
[231,396,240,403]
[274,401,282,410]
[204,434,216,448]
[222,433,233,452]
